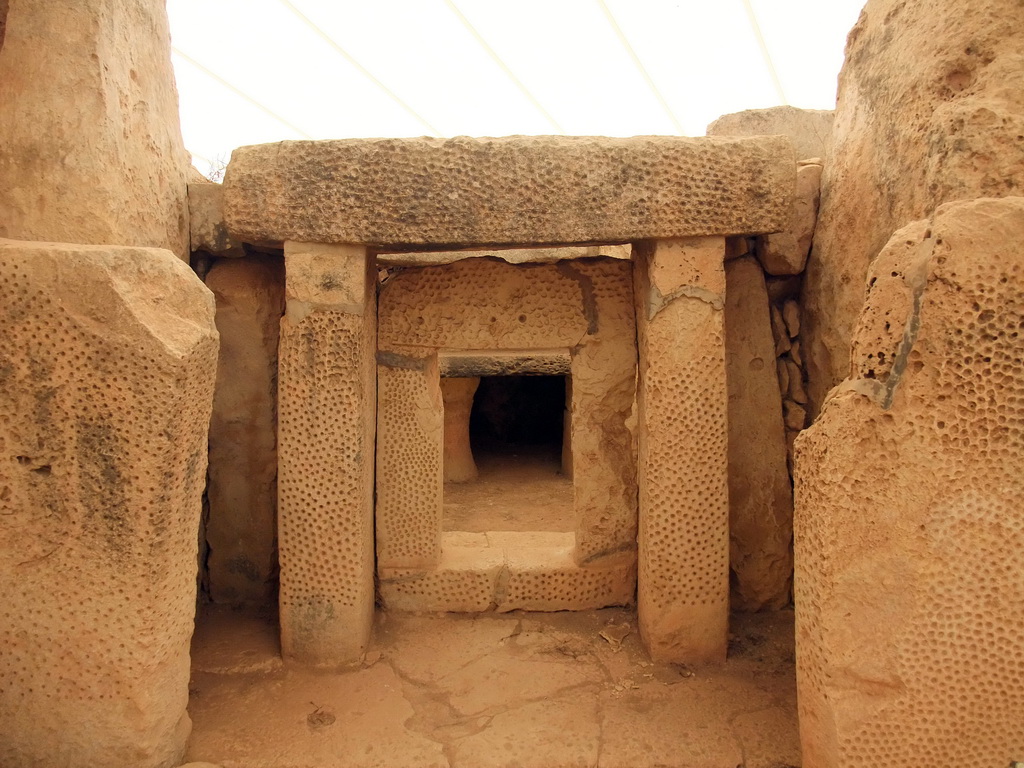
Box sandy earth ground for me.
[186,606,800,768]
[443,452,574,532]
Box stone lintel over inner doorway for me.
[278,241,377,667]
[222,135,795,248]
[635,237,730,663]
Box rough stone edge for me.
[222,136,795,247]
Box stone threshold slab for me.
[380,532,635,613]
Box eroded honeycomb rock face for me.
[0,239,218,768]
[795,198,1024,767]
[635,237,729,663]
[0,1,190,259]
[222,136,795,247]
[707,106,834,162]
[802,0,1024,416]
[205,256,284,606]
[724,257,793,611]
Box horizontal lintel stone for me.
[222,135,796,248]
[438,349,571,377]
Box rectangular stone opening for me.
[442,374,572,533]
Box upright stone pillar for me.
[278,242,376,666]
[0,240,218,768]
[441,377,479,483]
[0,0,190,259]
[635,237,729,663]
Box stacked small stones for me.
[725,156,823,475]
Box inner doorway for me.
[443,375,572,533]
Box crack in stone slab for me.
[647,283,724,320]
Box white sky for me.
[167,0,865,176]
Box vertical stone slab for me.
[205,256,284,605]
[635,237,729,663]
[0,240,218,768]
[278,242,376,666]
[570,260,639,565]
[0,1,190,259]
[724,257,793,610]
[376,349,443,569]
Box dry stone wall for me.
[0,240,218,768]
[0,0,190,259]
[803,0,1024,416]
[795,197,1024,767]
[709,112,824,612]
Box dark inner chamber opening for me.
[469,375,565,462]
[444,373,572,532]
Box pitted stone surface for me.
[795,198,1024,767]
[802,0,1024,415]
[222,136,795,247]
[0,239,217,768]
[376,256,637,592]
[278,244,376,666]
[378,244,632,266]
[635,238,729,663]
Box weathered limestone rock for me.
[278,242,377,667]
[441,377,479,483]
[205,257,284,606]
[756,162,822,275]
[724,257,793,611]
[635,238,729,662]
[770,304,791,356]
[803,0,1024,416]
[375,256,637,610]
[783,400,807,431]
[0,239,218,768]
[189,183,244,257]
[0,1,190,259]
[222,136,795,247]
[782,300,800,337]
[766,275,802,304]
[784,358,807,405]
[707,106,834,161]
[378,244,631,266]
[795,198,1024,767]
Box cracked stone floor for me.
[186,606,800,768]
